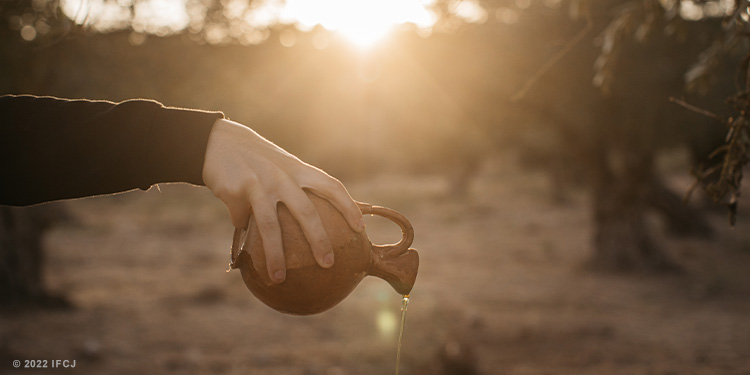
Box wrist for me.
[146,104,223,187]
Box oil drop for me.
[395,294,410,375]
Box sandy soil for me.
[2,154,750,375]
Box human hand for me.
[202,119,365,283]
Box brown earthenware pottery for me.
[229,191,419,315]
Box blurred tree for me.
[492,0,745,270]
[0,1,76,309]
[0,205,71,309]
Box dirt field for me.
[2,154,750,375]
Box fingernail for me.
[273,269,286,283]
[323,252,334,267]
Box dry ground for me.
[2,153,750,375]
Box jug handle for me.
[357,202,414,255]
[358,202,418,295]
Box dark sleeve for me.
[0,95,224,206]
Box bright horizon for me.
[273,0,439,47]
[59,0,486,47]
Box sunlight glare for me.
[133,0,189,35]
[451,0,488,24]
[61,0,132,31]
[59,0,441,47]
[280,0,437,47]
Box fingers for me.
[308,176,365,233]
[249,193,286,284]
[284,187,335,269]
[225,175,352,284]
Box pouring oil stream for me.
[395,294,410,375]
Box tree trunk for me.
[0,205,71,309]
[589,146,677,272]
[647,179,714,238]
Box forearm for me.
[0,95,223,206]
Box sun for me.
[281,0,437,48]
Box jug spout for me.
[358,203,419,295]
[369,245,419,295]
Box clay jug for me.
[229,191,419,315]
